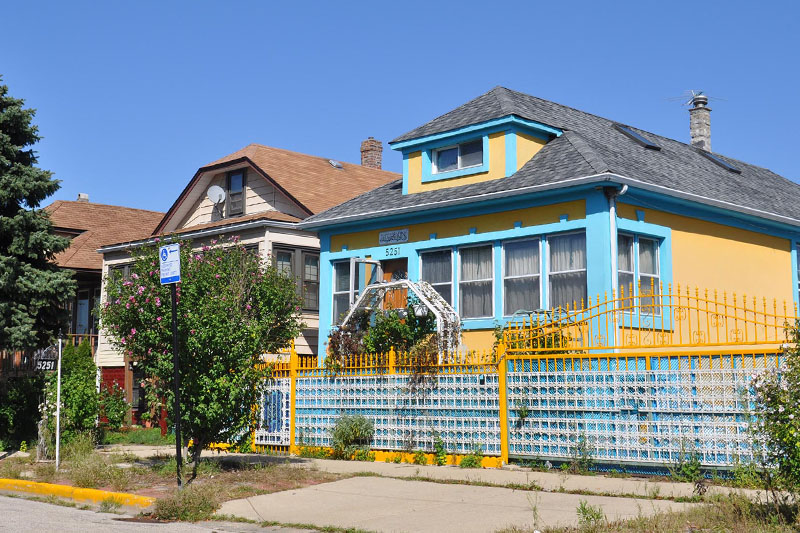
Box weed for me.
[568,434,595,474]
[298,446,330,459]
[18,441,27,453]
[669,443,703,483]
[98,496,123,514]
[0,458,23,479]
[576,499,605,529]
[351,448,375,462]
[413,450,428,465]
[433,434,447,466]
[391,453,402,464]
[62,432,95,460]
[153,484,221,521]
[34,462,56,483]
[101,428,175,446]
[514,400,530,428]
[459,446,484,469]
[330,415,374,460]
[606,468,630,478]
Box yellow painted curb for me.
[0,478,154,509]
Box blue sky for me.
[2,1,798,212]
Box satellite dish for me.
[207,185,226,205]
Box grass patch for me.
[98,496,123,514]
[153,483,220,521]
[101,428,175,446]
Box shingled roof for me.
[45,201,164,270]
[303,87,800,227]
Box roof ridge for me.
[561,131,610,174]
[44,200,165,215]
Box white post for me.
[55,336,63,471]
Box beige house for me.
[96,140,397,421]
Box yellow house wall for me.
[516,132,547,171]
[331,200,586,252]
[617,203,794,303]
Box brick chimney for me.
[689,94,711,151]
[76,193,89,202]
[360,137,382,169]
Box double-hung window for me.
[459,245,493,318]
[273,246,320,312]
[433,139,483,174]
[503,239,541,315]
[333,260,358,324]
[420,250,453,304]
[617,234,661,315]
[548,232,587,310]
[227,169,245,217]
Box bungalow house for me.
[301,87,800,356]
[96,140,398,420]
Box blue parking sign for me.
[159,243,181,284]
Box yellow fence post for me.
[388,346,396,374]
[289,340,298,455]
[497,341,510,466]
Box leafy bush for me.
[459,446,483,469]
[0,374,44,448]
[670,447,703,483]
[433,434,447,466]
[362,307,436,354]
[569,433,595,474]
[413,450,428,465]
[330,415,374,460]
[100,383,128,431]
[751,324,800,495]
[153,484,221,521]
[576,499,605,529]
[41,341,99,446]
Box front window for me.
[420,250,453,304]
[227,169,245,216]
[459,245,493,318]
[273,246,319,312]
[503,239,541,315]
[617,234,661,315]
[333,260,358,324]
[433,139,483,174]
[302,252,320,310]
[548,232,587,310]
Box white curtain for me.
[549,233,586,310]
[638,238,657,275]
[617,235,634,307]
[504,240,540,314]
[421,250,452,303]
[334,262,350,292]
[460,246,492,317]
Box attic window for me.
[699,150,742,174]
[613,124,661,151]
[433,139,483,173]
[328,160,343,169]
[227,169,246,216]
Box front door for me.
[381,259,408,309]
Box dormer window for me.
[433,139,483,174]
[227,169,246,217]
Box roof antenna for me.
[666,91,725,152]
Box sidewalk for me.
[218,476,694,532]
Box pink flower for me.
[131,273,139,280]
[126,303,131,309]
[190,329,196,335]
[156,316,162,322]
[131,328,137,335]
[121,338,126,345]
[129,295,136,301]
[202,245,210,252]
[115,298,120,305]
[215,274,220,278]
[246,304,252,310]
[155,297,161,307]
[137,286,145,295]
[154,237,161,243]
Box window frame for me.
[617,232,662,316]
[546,231,588,311]
[272,245,320,312]
[419,248,454,305]
[332,259,358,325]
[432,139,484,174]
[226,168,247,217]
[502,237,542,316]
[457,243,495,319]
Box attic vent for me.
[613,124,661,151]
[328,159,343,169]
[699,150,741,174]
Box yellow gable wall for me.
[405,131,547,194]
[330,199,586,252]
[617,203,794,303]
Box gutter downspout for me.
[605,184,628,349]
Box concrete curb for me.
[0,478,154,509]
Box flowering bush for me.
[100,237,303,478]
[750,322,800,494]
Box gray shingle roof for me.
[303,87,800,228]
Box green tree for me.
[100,237,303,481]
[0,77,75,350]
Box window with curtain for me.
[459,245,493,318]
[302,252,320,310]
[433,139,483,173]
[503,239,540,315]
[273,246,320,312]
[617,234,661,315]
[420,250,453,304]
[548,232,586,310]
[333,260,358,324]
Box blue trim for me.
[401,153,409,195]
[390,115,561,151]
[505,130,517,177]
[422,135,490,183]
[585,191,613,303]
[792,241,799,310]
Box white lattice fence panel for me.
[294,373,501,455]
[255,377,291,446]
[507,365,758,467]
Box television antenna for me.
[665,90,726,106]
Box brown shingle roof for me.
[45,201,164,271]
[172,211,302,233]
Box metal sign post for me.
[159,243,183,489]
[55,332,63,471]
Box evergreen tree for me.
[0,76,75,350]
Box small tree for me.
[751,322,800,497]
[100,237,303,480]
[0,76,75,350]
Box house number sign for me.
[378,228,409,245]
